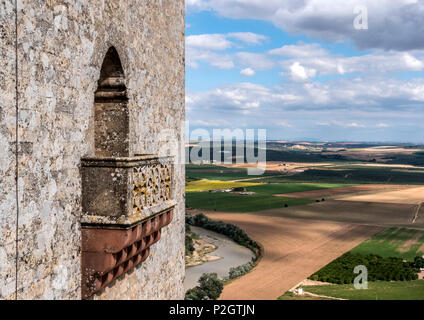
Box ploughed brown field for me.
[322,146,424,162]
[205,212,382,300]
[224,161,332,174]
[336,185,424,204]
[195,184,424,300]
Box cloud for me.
[187,78,424,115]
[376,123,389,128]
[186,0,209,12]
[185,1,424,141]
[186,78,424,141]
[187,83,272,111]
[288,62,317,82]
[275,43,424,79]
[186,32,268,69]
[275,120,293,128]
[186,48,235,69]
[346,122,366,128]
[403,53,424,71]
[186,34,232,51]
[187,0,424,51]
[269,42,329,57]
[187,34,424,75]
[227,32,268,45]
[316,121,366,128]
[236,52,275,70]
[240,68,256,76]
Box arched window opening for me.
[94,47,129,157]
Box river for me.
[184,226,255,290]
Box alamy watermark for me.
[354,265,368,290]
[354,5,368,30]
[157,121,267,176]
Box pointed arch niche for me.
[80,47,176,299]
[94,47,129,157]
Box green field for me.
[266,167,424,184]
[186,192,313,212]
[246,183,352,195]
[187,143,424,166]
[186,163,424,185]
[185,179,345,212]
[187,180,351,194]
[186,169,251,181]
[350,227,424,262]
[186,180,263,192]
[185,164,358,212]
[280,281,424,300]
[278,291,331,300]
[186,164,235,170]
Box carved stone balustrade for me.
[81,155,175,226]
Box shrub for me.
[414,256,424,268]
[229,261,254,279]
[185,233,195,256]
[185,273,223,300]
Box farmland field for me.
[186,192,314,212]
[278,291,332,300]
[186,170,250,181]
[185,141,424,300]
[200,212,381,300]
[186,179,263,192]
[350,227,424,261]
[260,167,424,184]
[245,183,352,195]
[187,163,424,185]
[185,179,350,212]
[275,184,413,199]
[336,185,424,204]
[282,281,424,300]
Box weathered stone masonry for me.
[0,0,185,300]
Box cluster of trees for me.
[185,234,195,256]
[229,261,254,279]
[186,213,260,255]
[185,273,223,300]
[185,224,195,256]
[414,256,424,269]
[310,252,419,284]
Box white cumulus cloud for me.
[240,68,256,76]
[289,62,317,82]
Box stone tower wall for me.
[0,0,185,300]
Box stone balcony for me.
[81,154,176,226]
[80,154,176,298]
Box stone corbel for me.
[80,155,175,299]
[81,209,173,299]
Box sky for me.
[185,0,424,143]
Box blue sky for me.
[185,0,424,142]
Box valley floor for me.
[190,183,424,300]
